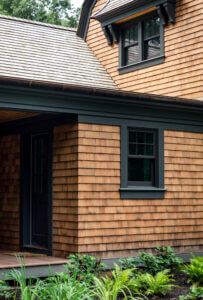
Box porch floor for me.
[0,251,69,279]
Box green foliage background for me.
[0,0,80,28]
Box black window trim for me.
[118,11,165,74]
[120,125,165,199]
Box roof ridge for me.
[0,14,76,32]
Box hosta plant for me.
[182,256,203,284]
[135,269,176,296]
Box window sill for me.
[118,56,165,74]
[120,187,166,199]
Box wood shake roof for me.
[0,14,117,90]
[93,0,141,20]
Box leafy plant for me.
[179,285,203,300]
[93,264,145,300]
[120,252,162,275]
[0,279,12,298]
[155,246,183,270]
[182,256,203,284]
[67,253,106,282]
[135,269,176,296]
[120,247,183,275]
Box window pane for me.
[126,44,139,65]
[128,158,154,182]
[145,144,154,155]
[129,131,137,143]
[137,132,145,143]
[137,144,145,155]
[124,24,138,46]
[129,143,137,155]
[144,37,161,60]
[144,17,160,39]
[146,132,154,144]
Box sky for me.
[72,0,84,8]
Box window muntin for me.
[121,14,162,67]
[128,129,157,186]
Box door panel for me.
[31,134,49,248]
[21,131,52,254]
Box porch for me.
[0,109,78,260]
[0,251,68,279]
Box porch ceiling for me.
[0,110,38,123]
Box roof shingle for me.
[0,14,117,90]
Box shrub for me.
[182,256,203,284]
[155,246,183,270]
[120,247,182,275]
[93,264,145,300]
[179,285,203,300]
[120,252,162,275]
[67,253,106,281]
[134,269,176,296]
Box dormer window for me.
[119,13,164,74]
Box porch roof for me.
[0,14,117,91]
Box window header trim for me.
[96,0,176,46]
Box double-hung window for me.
[128,129,156,187]
[119,12,164,73]
[120,126,165,199]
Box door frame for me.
[20,128,53,256]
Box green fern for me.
[135,269,176,296]
[182,256,203,284]
[93,264,145,300]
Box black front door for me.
[21,131,52,254]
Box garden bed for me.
[0,247,202,300]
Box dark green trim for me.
[78,115,203,133]
[120,125,165,199]
[77,0,97,40]
[119,11,165,73]
[0,85,202,134]
[96,0,176,25]
[119,56,165,73]
[20,127,53,256]
[120,188,166,199]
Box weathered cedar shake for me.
[53,123,79,257]
[0,134,20,251]
[77,123,203,258]
[86,0,202,99]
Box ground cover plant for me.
[181,256,203,284]
[0,248,202,300]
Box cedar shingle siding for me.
[76,124,203,258]
[87,0,202,99]
[0,134,20,251]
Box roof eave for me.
[0,75,202,113]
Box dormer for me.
[78,0,201,100]
[91,0,176,73]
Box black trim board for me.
[0,85,202,135]
[93,0,176,25]
[77,0,97,40]
[20,128,53,256]
[120,125,165,199]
